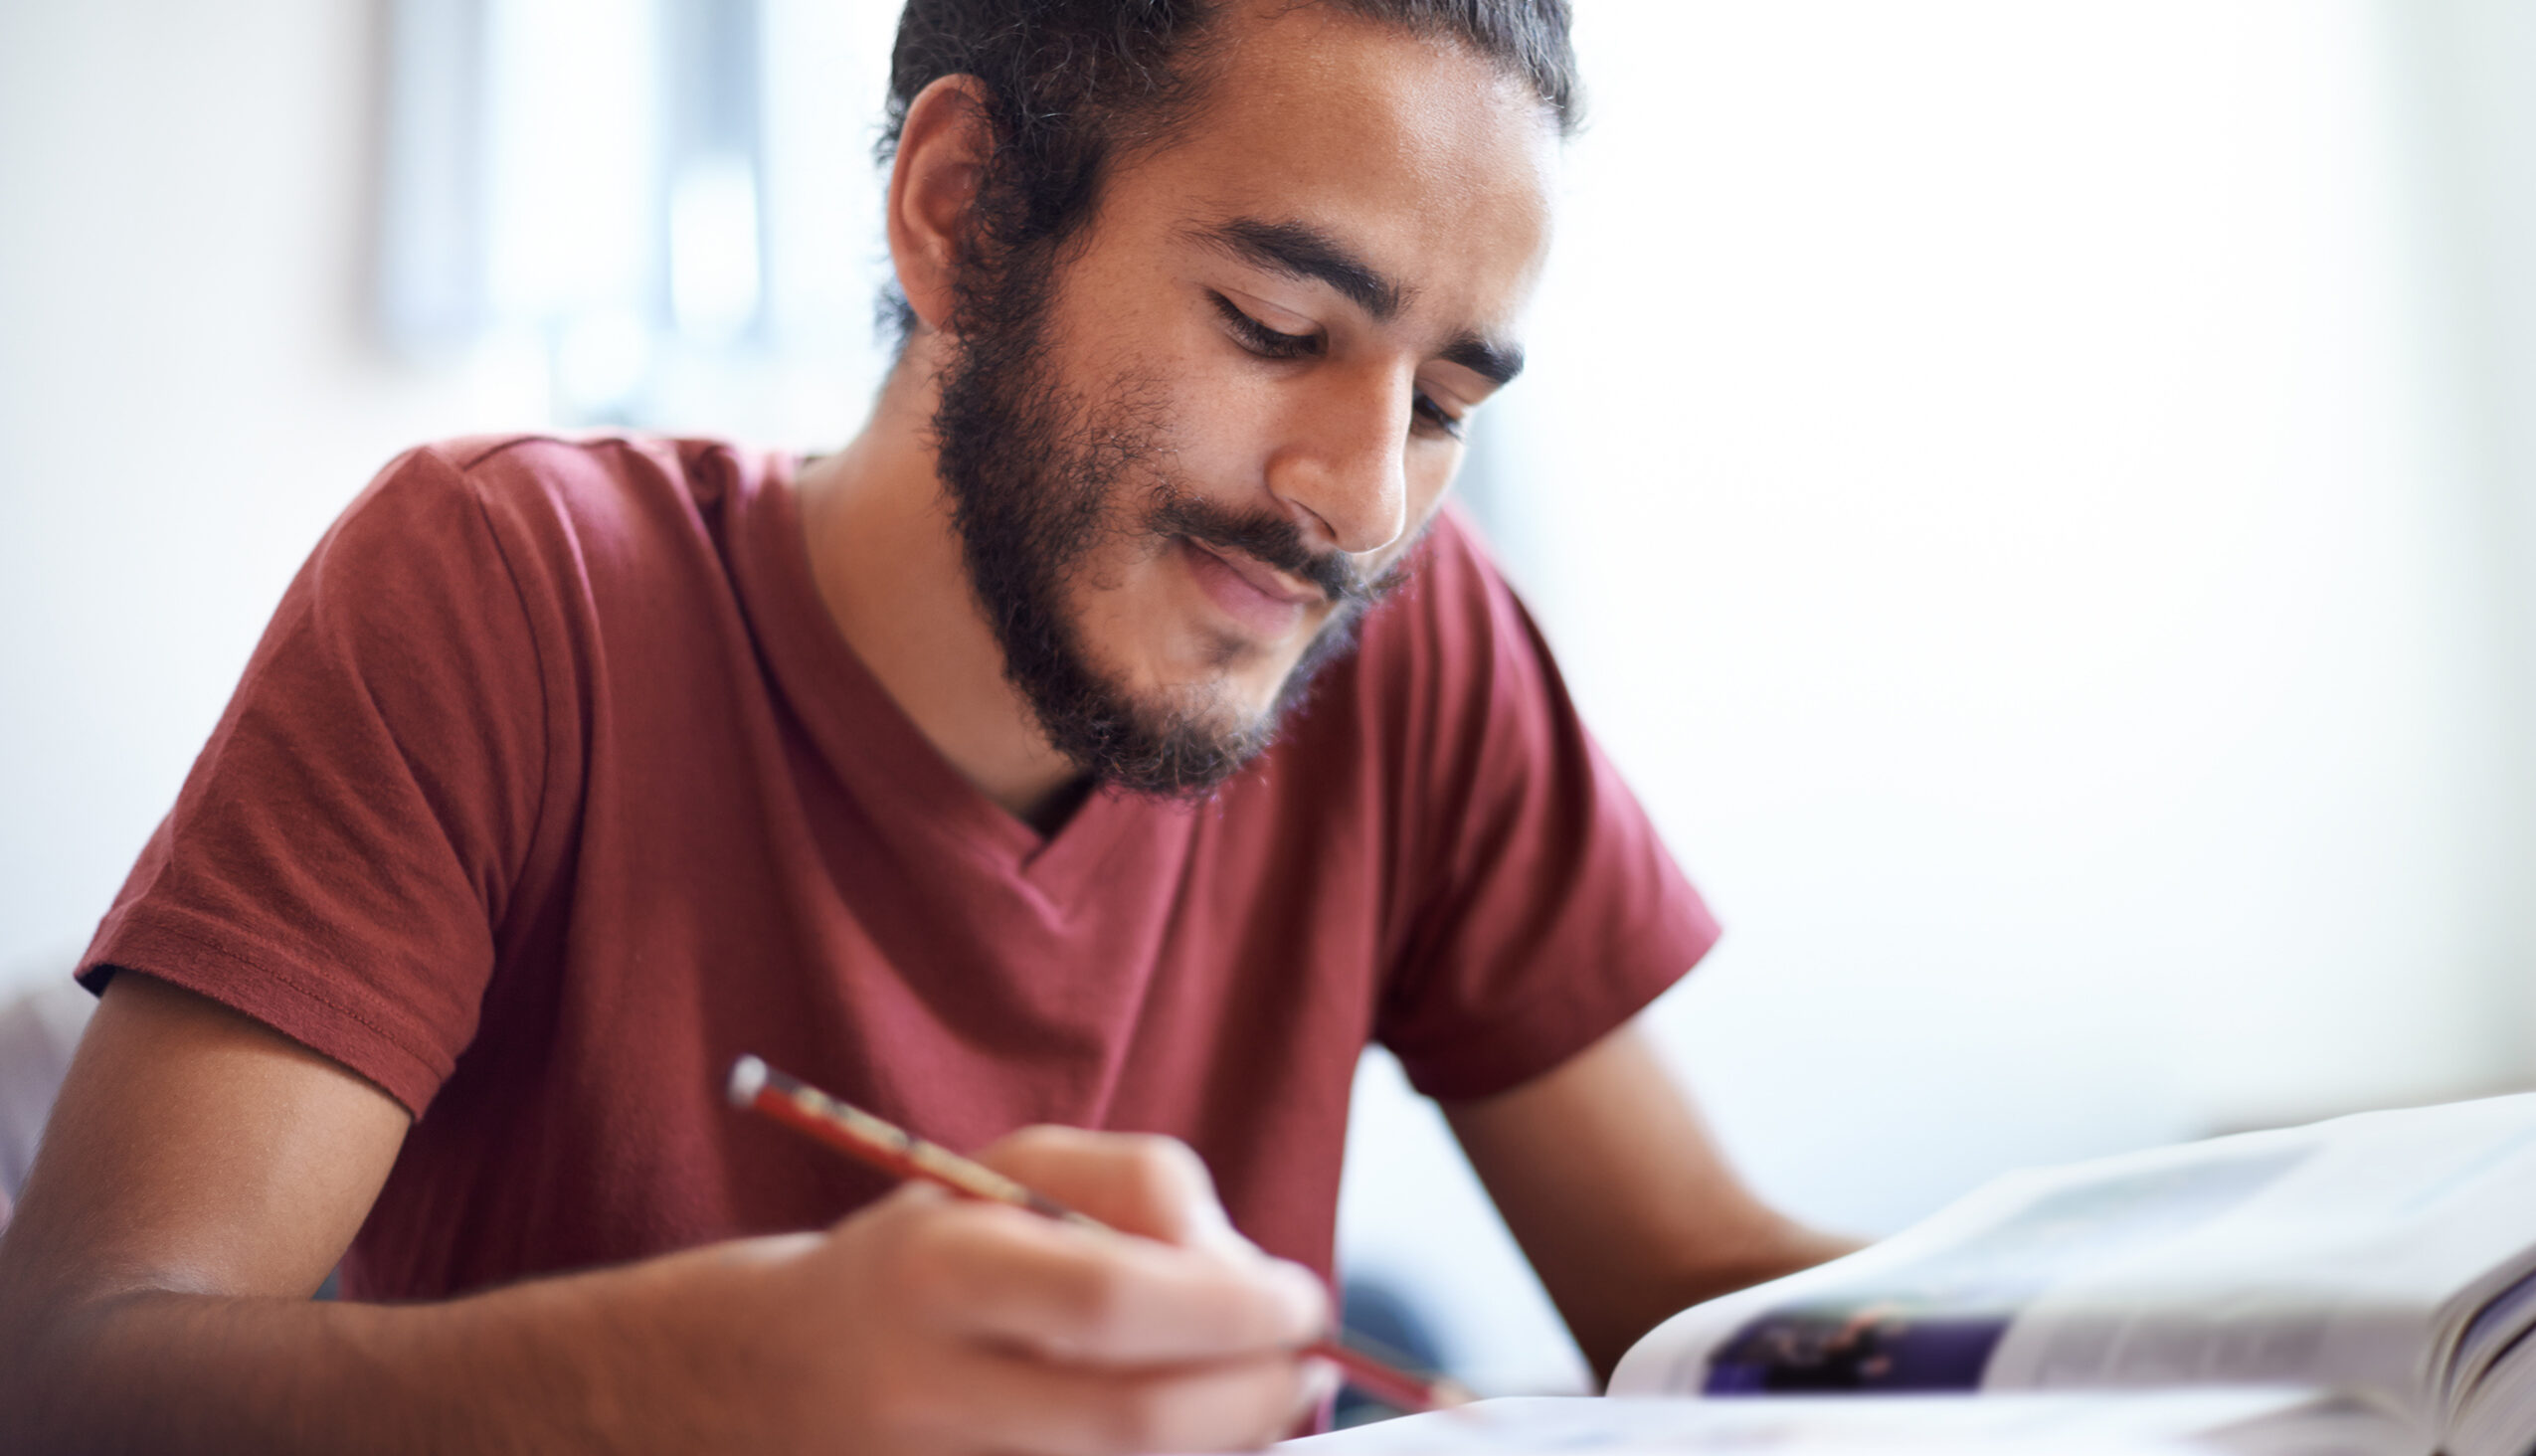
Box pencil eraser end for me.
[727,1054,769,1108]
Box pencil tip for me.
[727,1054,768,1108]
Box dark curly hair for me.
[873,0,1579,346]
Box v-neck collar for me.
[723,452,1162,903]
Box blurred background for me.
[6,0,2536,1400]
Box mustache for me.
[1146,491,1375,606]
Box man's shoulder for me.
[389,432,774,518]
[347,432,784,577]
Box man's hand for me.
[691,1128,1338,1454]
[0,974,1332,1454]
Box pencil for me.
[726,1054,1472,1414]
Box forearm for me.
[1549,1210,1861,1385]
[2,1237,796,1456]
[6,978,1324,1456]
[1644,1211,1862,1309]
[1441,1025,1872,1386]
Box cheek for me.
[1412,451,1458,515]
[1155,367,1283,493]
[1079,332,1263,491]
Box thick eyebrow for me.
[1194,216,1528,387]
[1198,217,1408,322]
[1442,332,1526,387]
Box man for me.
[0,1,1848,1451]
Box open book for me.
[1291,1093,2536,1456]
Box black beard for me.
[927,245,1408,800]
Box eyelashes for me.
[1412,393,1465,439]
[1207,291,1466,440]
[1210,290,1319,359]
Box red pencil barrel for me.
[726,1056,1463,1414]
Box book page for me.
[1609,1145,2303,1397]
[1277,1389,2399,1456]
[1612,1093,2536,1428]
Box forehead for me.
[1118,2,1560,324]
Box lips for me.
[1187,540,1322,607]
[1177,538,1322,640]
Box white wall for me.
[1342,0,2536,1395]
[0,0,549,992]
[1541,0,2526,1158]
[5,0,2533,1405]
[0,0,896,995]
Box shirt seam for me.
[442,451,558,919]
[454,433,581,472]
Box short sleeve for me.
[1372,516,1720,1101]
[78,446,551,1117]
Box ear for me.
[886,75,997,335]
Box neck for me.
[794,345,1089,825]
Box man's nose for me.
[1265,366,1411,556]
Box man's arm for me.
[0,974,1330,1455]
[1444,1022,1860,1385]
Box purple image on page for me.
[1704,1149,2305,1394]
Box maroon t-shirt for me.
[80,435,1717,1299]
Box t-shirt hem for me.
[78,910,451,1118]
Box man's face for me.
[932,1,1558,795]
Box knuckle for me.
[1118,1136,1214,1219]
[993,1123,1094,1177]
[883,1205,979,1313]
[1001,1123,1079,1158]
[1057,1260,1136,1349]
[1129,1133,1204,1183]
[1118,1147,1178,1206]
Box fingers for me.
[976,1127,1241,1252]
[821,1128,1341,1454]
[892,1195,1328,1365]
